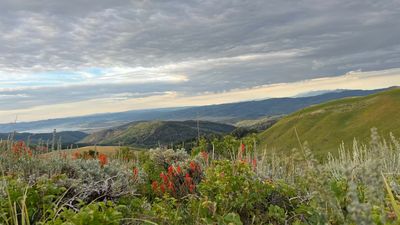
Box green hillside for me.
[81,120,235,147]
[0,131,88,145]
[258,88,400,158]
[235,115,283,132]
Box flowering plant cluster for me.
[152,161,203,198]
[11,141,32,158]
[72,150,109,167]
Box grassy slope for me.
[235,115,283,132]
[258,88,400,158]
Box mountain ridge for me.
[0,88,391,133]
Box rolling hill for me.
[0,88,388,133]
[258,88,400,159]
[80,120,235,147]
[40,146,144,159]
[0,131,88,145]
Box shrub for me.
[151,161,203,199]
[0,176,66,224]
[199,160,314,224]
[58,159,143,205]
[49,201,124,225]
[149,148,189,169]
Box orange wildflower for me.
[73,151,81,160]
[241,143,246,153]
[168,165,174,176]
[201,151,209,164]
[185,173,192,185]
[189,184,195,193]
[133,167,139,179]
[168,181,174,191]
[176,165,182,174]
[160,172,168,184]
[252,158,257,169]
[190,161,197,171]
[98,153,108,167]
[152,181,158,191]
[160,184,166,193]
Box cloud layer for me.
[0,0,400,122]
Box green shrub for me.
[49,201,123,225]
[0,176,66,224]
[198,160,314,224]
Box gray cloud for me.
[0,0,400,112]
[0,82,176,109]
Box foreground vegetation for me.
[1,128,400,224]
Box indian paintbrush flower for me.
[98,153,108,167]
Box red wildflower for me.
[73,151,81,160]
[160,184,166,193]
[160,172,168,184]
[168,165,174,176]
[189,184,195,193]
[98,153,108,167]
[190,161,197,171]
[133,167,139,179]
[176,165,182,174]
[168,181,174,191]
[151,181,158,191]
[185,173,192,184]
[12,141,31,157]
[201,151,209,163]
[252,158,257,169]
[241,143,246,153]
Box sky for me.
[0,0,400,123]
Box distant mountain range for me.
[0,88,391,133]
[80,120,235,148]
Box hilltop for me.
[258,88,400,158]
[80,120,235,148]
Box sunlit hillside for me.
[259,88,400,158]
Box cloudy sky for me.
[1,0,400,123]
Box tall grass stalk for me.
[382,172,400,222]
